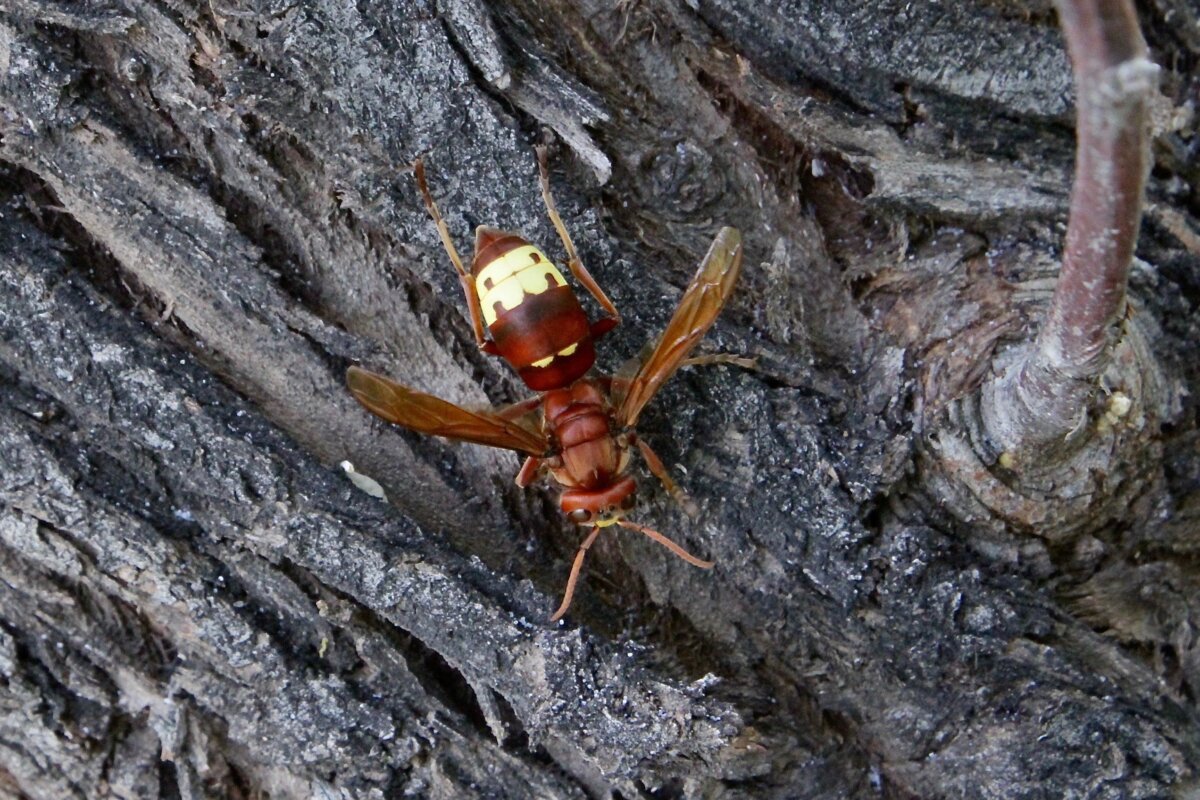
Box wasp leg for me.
[634,437,700,519]
[680,353,758,370]
[550,525,603,622]
[589,317,619,340]
[413,160,498,355]
[516,456,543,488]
[535,145,621,327]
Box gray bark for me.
[1,1,1198,797]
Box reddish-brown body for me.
[542,380,617,488]
[473,228,612,392]
[539,379,637,513]
[470,228,638,513]
[346,151,743,620]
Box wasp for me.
[347,147,743,621]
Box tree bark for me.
[1,1,1198,798]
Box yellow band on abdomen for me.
[529,342,581,369]
[476,245,568,326]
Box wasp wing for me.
[608,344,651,416]
[347,366,548,455]
[615,226,743,428]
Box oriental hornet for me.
[347,147,744,620]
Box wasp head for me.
[559,475,637,527]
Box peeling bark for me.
[1,1,1199,798]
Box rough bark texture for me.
[1,1,1198,798]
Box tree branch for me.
[981,0,1158,461]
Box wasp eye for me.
[567,508,593,524]
[620,493,636,510]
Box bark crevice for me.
[2,1,1198,797]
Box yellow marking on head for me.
[594,517,621,528]
[476,245,567,325]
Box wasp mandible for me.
[347,147,743,621]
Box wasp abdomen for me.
[473,228,596,391]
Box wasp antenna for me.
[550,526,603,622]
[616,519,714,569]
